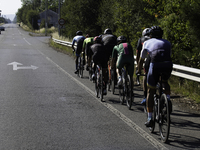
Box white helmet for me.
[142,28,151,36]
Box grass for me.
[169,76,200,104]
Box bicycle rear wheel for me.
[94,71,99,98]
[99,73,104,102]
[159,94,170,143]
[119,83,125,104]
[126,75,133,110]
[111,69,116,94]
[149,101,156,133]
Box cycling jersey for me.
[91,43,107,68]
[72,35,85,54]
[101,34,117,61]
[137,36,150,53]
[140,38,171,63]
[82,37,94,56]
[112,43,134,76]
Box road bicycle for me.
[94,65,104,102]
[149,74,171,143]
[77,52,84,78]
[119,66,133,110]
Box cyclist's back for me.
[101,28,117,61]
[82,35,94,70]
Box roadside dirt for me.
[171,92,200,115]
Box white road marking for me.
[37,50,168,150]
[23,38,31,45]
[7,62,38,70]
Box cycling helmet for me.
[76,31,83,35]
[104,28,112,34]
[142,28,151,36]
[117,36,126,44]
[150,26,163,38]
[94,36,102,43]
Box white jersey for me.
[140,38,171,63]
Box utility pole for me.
[58,0,61,37]
[45,0,47,36]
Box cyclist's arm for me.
[72,39,76,51]
[136,38,142,65]
[138,44,148,73]
[111,47,117,69]
[82,39,86,52]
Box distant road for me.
[0,23,199,150]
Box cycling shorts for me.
[92,52,107,68]
[116,54,134,77]
[147,61,173,89]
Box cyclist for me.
[101,28,117,61]
[72,31,85,74]
[111,36,134,89]
[91,36,108,95]
[101,28,117,89]
[137,26,173,127]
[82,34,94,71]
[136,28,151,106]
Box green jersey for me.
[112,43,133,59]
[82,37,94,50]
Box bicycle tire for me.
[110,69,115,94]
[126,75,132,110]
[99,73,104,102]
[94,70,99,98]
[79,59,83,78]
[159,94,170,143]
[119,84,124,104]
[149,100,156,133]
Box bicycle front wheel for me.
[126,75,133,110]
[159,94,170,143]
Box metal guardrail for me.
[52,38,200,83]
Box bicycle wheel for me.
[111,69,116,94]
[80,58,84,78]
[99,73,104,102]
[159,94,170,143]
[95,72,99,98]
[119,83,125,104]
[149,100,156,133]
[126,75,132,110]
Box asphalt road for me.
[0,23,199,150]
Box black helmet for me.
[76,31,83,35]
[142,28,151,36]
[150,26,163,38]
[94,36,102,43]
[104,28,112,34]
[117,36,126,44]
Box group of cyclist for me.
[72,26,173,128]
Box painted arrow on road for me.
[7,62,38,70]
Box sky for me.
[0,0,22,15]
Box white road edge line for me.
[38,50,168,150]
[23,38,31,45]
